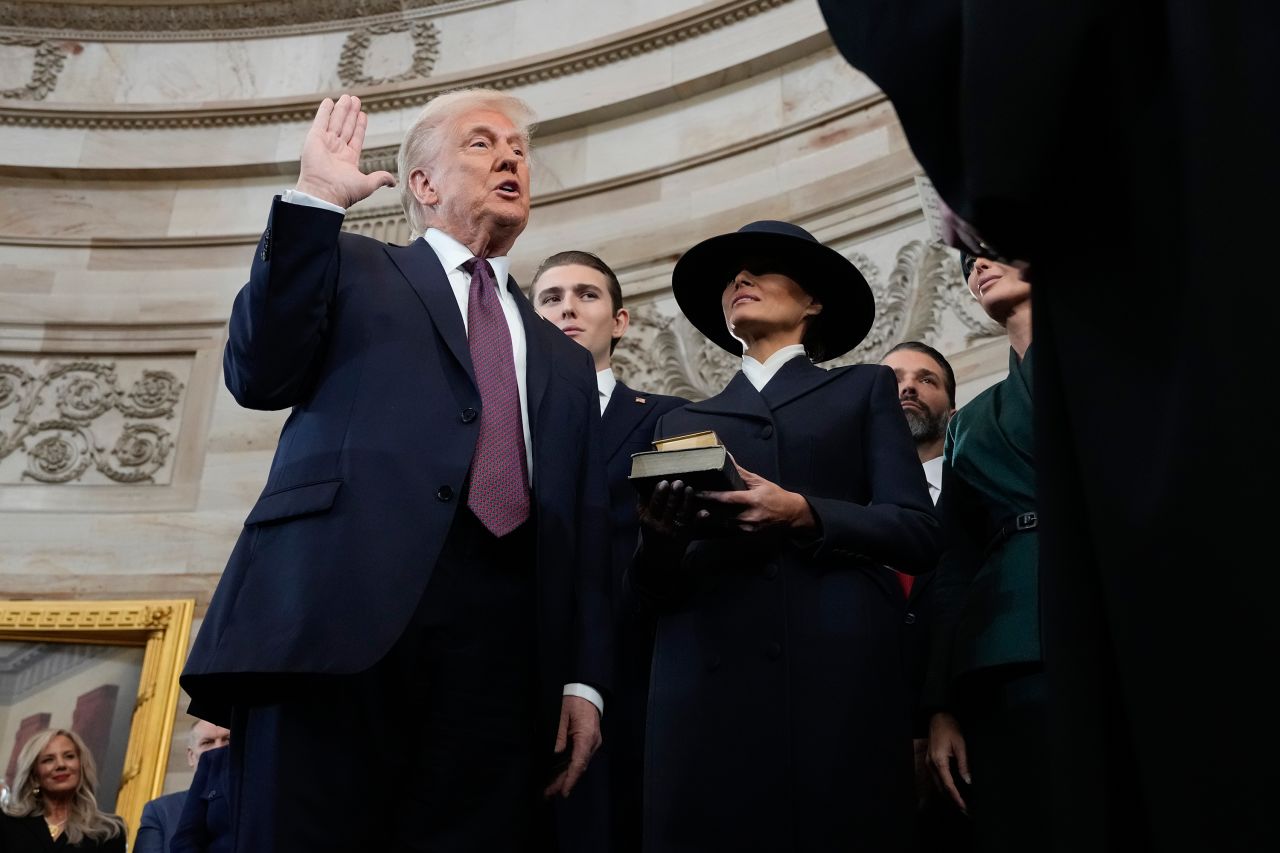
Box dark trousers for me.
[955,665,1048,853]
[557,606,653,853]
[228,509,551,853]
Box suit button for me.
[766,642,782,661]
[436,485,453,502]
[707,655,721,671]
[904,612,917,625]
[764,563,779,580]
[761,424,774,439]
[460,407,477,423]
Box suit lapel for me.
[759,356,842,411]
[384,239,476,388]
[601,380,651,460]
[513,280,551,432]
[683,371,772,423]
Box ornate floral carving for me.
[338,20,440,88]
[613,310,738,401]
[0,360,183,485]
[106,424,173,483]
[26,422,92,483]
[0,35,67,101]
[118,370,183,418]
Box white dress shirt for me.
[281,190,602,717]
[742,344,808,392]
[922,455,943,505]
[596,367,617,415]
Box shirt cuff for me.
[280,188,347,215]
[562,683,604,717]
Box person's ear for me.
[409,167,437,207]
[612,307,630,342]
[804,299,824,318]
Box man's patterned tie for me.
[462,257,530,536]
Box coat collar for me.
[513,286,551,430]
[16,814,54,848]
[684,357,843,421]
[758,355,843,410]
[384,239,549,427]
[683,371,772,422]
[385,239,474,389]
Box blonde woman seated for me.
[0,729,125,851]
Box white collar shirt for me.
[922,455,943,505]
[741,344,808,392]
[596,367,617,415]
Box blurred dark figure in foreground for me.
[816,2,1275,849]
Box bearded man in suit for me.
[182,90,612,853]
[531,250,686,853]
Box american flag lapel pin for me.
[635,396,646,404]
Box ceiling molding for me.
[0,0,795,129]
[0,91,891,249]
[0,0,497,42]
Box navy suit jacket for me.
[135,790,187,853]
[600,380,687,604]
[170,746,231,853]
[181,199,613,734]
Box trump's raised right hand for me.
[294,94,396,209]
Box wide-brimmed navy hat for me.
[671,220,875,362]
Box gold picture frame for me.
[0,598,194,848]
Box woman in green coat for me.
[924,251,1039,853]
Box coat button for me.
[707,654,721,671]
[904,612,917,625]
[436,485,453,502]
[764,563,779,580]
[766,641,781,660]
[761,424,774,439]
[460,407,477,423]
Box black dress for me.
[0,813,126,852]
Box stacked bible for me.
[628,430,746,501]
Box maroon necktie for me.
[462,257,530,536]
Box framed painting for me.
[0,599,194,848]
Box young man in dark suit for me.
[135,719,230,853]
[181,90,612,853]
[532,251,686,853]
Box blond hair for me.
[397,88,537,238]
[3,729,124,845]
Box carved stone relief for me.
[0,357,187,485]
[612,239,1004,400]
[0,0,794,128]
[338,20,440,88]
[343,205,411,244]
[0,1,460,38]
[0,35,67,101]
